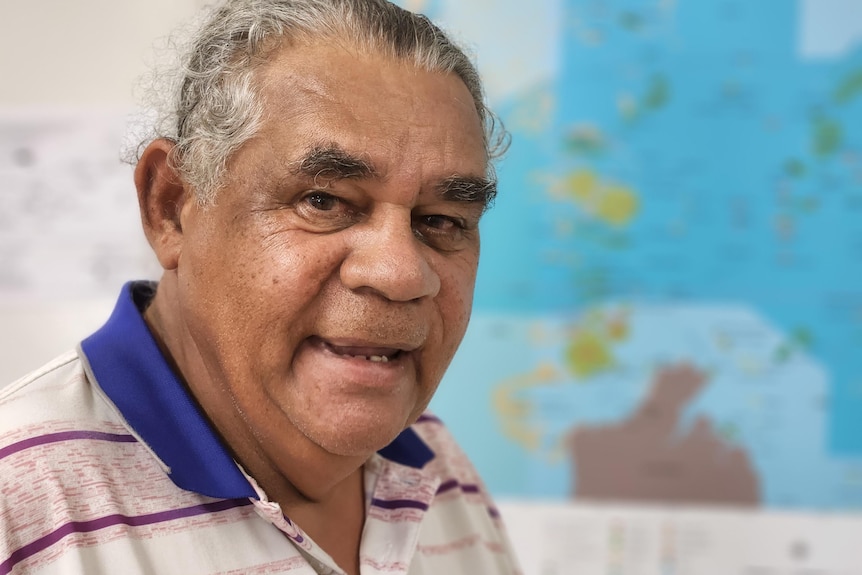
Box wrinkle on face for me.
[159,40,488,503]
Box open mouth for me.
[314,337,405,363]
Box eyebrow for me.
[293,145,377,183]
[293,144,497,209]
[437,175,498,211]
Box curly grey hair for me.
[138,0,508,205]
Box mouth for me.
[310,336,411,364]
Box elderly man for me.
[0,0,518,574]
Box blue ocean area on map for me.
[413,0,862,510]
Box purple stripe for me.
[0,499,251,575]
[370,498,429,511]
[0,431,137,462]
[416,414,441,424]
[436,479,459,494]
[434,480,499,519]
[436,480,481,495]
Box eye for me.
[295,190,360,231]
[413,214,472,251]
[305,192,340,211]
[421,214,460,231]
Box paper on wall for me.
[0,109,160,303]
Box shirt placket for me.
[243,469,348,575]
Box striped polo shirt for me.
[0,282,521,574]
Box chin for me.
[304,409,411,458]
[314,430,400,459]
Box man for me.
[0,0,519,574]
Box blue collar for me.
[80,281,434,500]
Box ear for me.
[135,139,192,271]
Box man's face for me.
[174,43,490,461]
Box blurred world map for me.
[3,0,862,513]
[412,0,862,509]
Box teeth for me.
[337,353,390,362]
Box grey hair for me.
[136,0,509,205]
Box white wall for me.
[0,0,203,107]
[0,1,204,383]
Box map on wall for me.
[2,0,862,514]
[412,0,862,510]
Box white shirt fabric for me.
[0,282,521,575]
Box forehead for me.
[248,41,488,181]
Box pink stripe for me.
[0,499,251,574]
[0,431,137,461]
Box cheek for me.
[436,256,479,346]
[178,228,332,346]
[255,239,345,308]
[209,228,338,300]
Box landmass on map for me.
[566,364,760,506]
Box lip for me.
[288,336,416,399]
[305,336,416,369]
[312,335,420,359]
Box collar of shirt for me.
[79,281,434,500]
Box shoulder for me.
[409,412,495,514]
[0,353,128,565]
[0,349,128,442]
[0,351,145,517]
[410,412,483,484]
[406,413,523,574]
[0,352,225,574]
[2,350,103,434]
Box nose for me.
[340,209,441,302]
